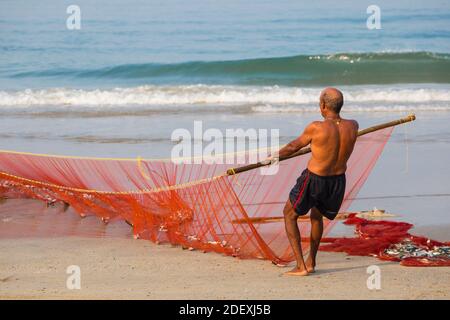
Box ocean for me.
[0,0,450,231]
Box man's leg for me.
[283,199,308,276]
[306,207,323,273]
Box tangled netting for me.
[321,214,450,267]
[0,128,392,264]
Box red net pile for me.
[320,214,450,267]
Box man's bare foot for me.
[284,266,309,276]
[305,257,316,273]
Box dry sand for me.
[1,236,449,300]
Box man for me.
[268,87,358,276]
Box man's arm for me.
[278,122,317,158]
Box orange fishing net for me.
[0,128,392,264]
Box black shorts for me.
[289,169,346,220]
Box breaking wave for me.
[0,86,449,114]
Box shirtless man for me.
[270,87,359,276]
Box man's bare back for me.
[307,118,358,176]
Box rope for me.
[403,121,410,174]
[0,144,282,163]
[0,171,226,195]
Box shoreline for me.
[1,197,449,243]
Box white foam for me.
[0,85,449,111]
[251,104,450,113]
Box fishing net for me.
[321,214,450,267]
[0,127,392,264]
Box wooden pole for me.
[231,212,352,224]
[226,114,416,176]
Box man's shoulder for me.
[303,121,322,135]
[307,121,323,129]
[307,119,358,131]
[351,119,359,129]
[342,118,359,129]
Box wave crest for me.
[10,52,450,86]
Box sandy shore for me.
[1,236,449,300]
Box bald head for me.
[320,87,344,114]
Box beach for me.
[1,198,449,300]
[1,0,450,300]
[1,235,449,300]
